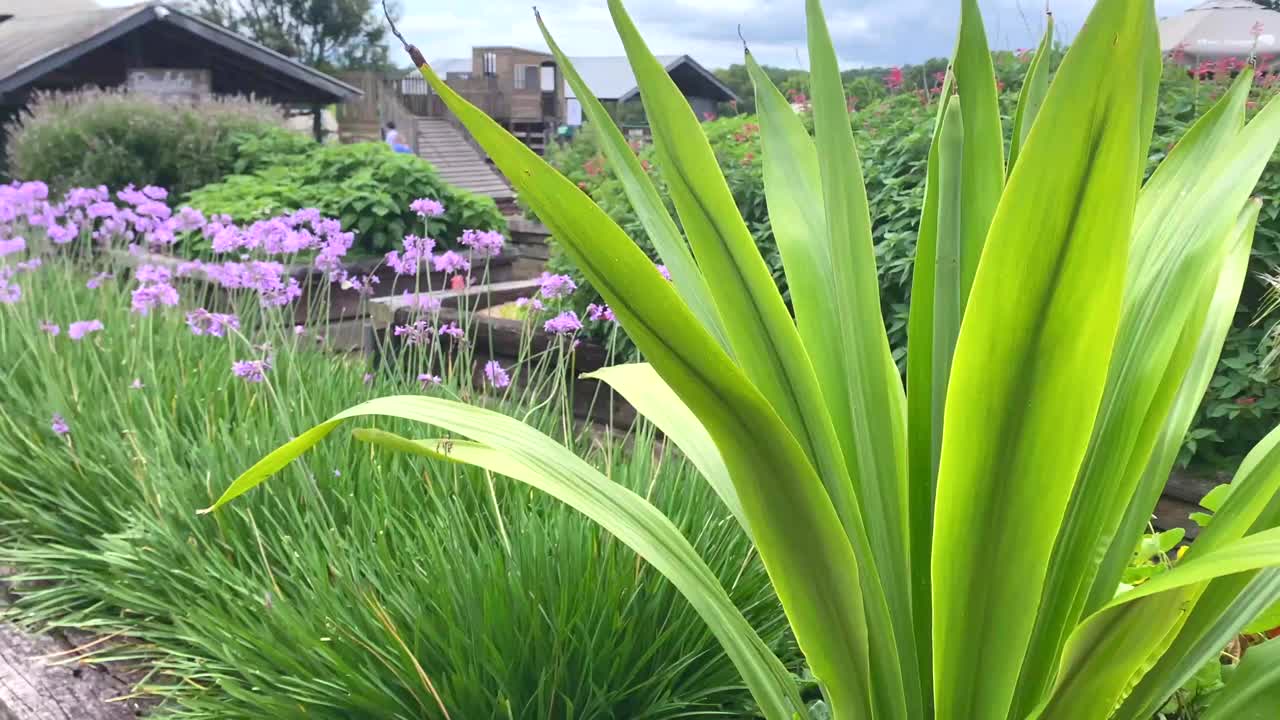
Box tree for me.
[1259,0,1280,10]
[185,0,395,72]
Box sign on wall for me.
[127,69,212,100]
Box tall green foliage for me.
[215,1,1280,718]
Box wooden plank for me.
[0,623,153,719]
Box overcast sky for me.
[395,0,1202,69]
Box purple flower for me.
[586,303,616,322]
[515,296,544,312]
[432,251,470,274]
[175,260,204,277]
[185,309,240,337]
[0,283,20,304]
[131,282,179,315]
[46,222,78,245]
[293,325,305,336]
[411,198,446,217]
[537,272,577,299]
[87,201,118,219]
[130,378,145,390]
[484,360,511,389]
[135,265,172,284]
[40,321,60,336]
[16,258,41,272]
[50,413,70,436]
[437,322,464,339]
[141,185,169,201]
[363,372,374,386]
[656,264,672,281]
[417,373,442,388]
[232,358,272,383]
[67,320,103,340]
[0,237,25,257]
[544,311,583,335]
[459,229,504,259]
[393,320,433,346]
[401,291,442,314]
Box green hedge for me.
[185,142,507,256]
[547,65,1280,469]
[3,88,291,196]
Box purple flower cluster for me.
[537,272,577,299]
[586,303,616,322]
[68,320,104,341]
[515,296,544,311]
[459,229,504,259]
[204,210,353,278]
[0,237,25,257]
[411,198,446,218]
[393,319,433,346]
[232,358,272,383]
[484,360,511,388]
[385,234,437,275]
[0,267,19,304]
[417,373,442,388]
[201,260,303,308]
[433,250,470,274]
[130,264,179,316]
[50,413,70,436]
[185,308,240,337]
[544,311,582,335]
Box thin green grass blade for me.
[405,42,876,719]
[1008,13,1055,174]
[534,11,730,351]
[203,398,805,720]
[1013,69,1278,717]
[582,364,746,534]
[904,73,955,699]
[1037,526,1280,720]
[930,1,1154,717]
[952,0,1005,300]
[748,43,912,720]
[1201,635,1280,720]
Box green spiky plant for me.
[207,0,1280,717]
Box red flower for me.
[885,67,904,91]
[1237,396,1258,407]
[450,275,467,290]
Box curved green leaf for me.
[1008,13,1054,173]
[930,1,1155,717]
[534,11,729,351]
[582,363,745,534]
[204,397,805,719]
[410,27,876,719]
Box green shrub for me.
[186,142,506,256]
[3,88,291,195]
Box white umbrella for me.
[1160,0,1280,63]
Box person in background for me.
[384,121,412,154]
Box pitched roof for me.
[563,54,737,103]
[0,2,361,100]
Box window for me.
[483,52,497,77]
[514,64,539,90]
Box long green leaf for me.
[952,0,1005,300]
[204,398,805,719]
[1088,203,1261,615]
[1201,637,1280,720]
[930,1,1154,717]
[904,73,955,699]
[748,42,911,720]
[1013,67,1274,716]
[804,2,917,715]
[582,363,746,533]
[410,27,877,719]
[534,11,730,351]
[1038,526,1280,719]
[1008,13,1054,173]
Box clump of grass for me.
[0,211,794,717]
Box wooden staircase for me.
[414,118,514,203]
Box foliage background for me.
[546,60,1280,469]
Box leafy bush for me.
[3,88,291,195]
[186,142,506,256]
[549,63,1280,470]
